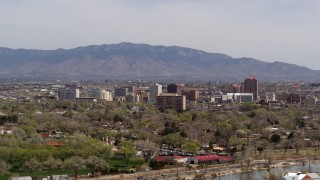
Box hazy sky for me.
[1,0,320,70]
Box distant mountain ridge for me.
[0,42,319,81]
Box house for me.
[154,156,170,163]
[0,125,12,134]
[187,154,220,165]
[172,156,189,164]
[212,146,226,152]
[187,154,233,165]
[153,156,188,165]
[282,172,320,180]
[44,141,63,146]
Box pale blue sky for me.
[1,0,320,70]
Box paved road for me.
[83,158,317,180]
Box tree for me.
[254,139,268,156]
[22,158,41,176]
[20,125,37,137]
[95,144,113,161]
[292,137,305,154]
[149,159,165,170]
[0,160,11,174]
[0,147,13,163]
[162,121,179,135]
[64,156,86,180]
[264,149,275,165]
[257,147,264,155]
[271,134,281,143]
[311,128,320,151]
[63,109,74,118]
[12,127,27,140]
[118,141,137,165]
[244,147,254,167]
[235,129,246,137]
[270,134,281,154]
[229,136,245,150]
[287,132,294,139]
[134,140,158,162]
[86,156,107,177]
[186,164,192,171]
[28,133,44,144]
[281,140,292,154]
[181,140,200,153]
[179,131,188,138]
[113,114,124,122]
[165,133,185,149]
[215,121,233,143]
[44,156,62,175]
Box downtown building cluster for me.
[4,75,319,113]
[46,75,319,112]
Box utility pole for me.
[309,151,311,172]
[176,168,179,180]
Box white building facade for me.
[226,93,253,103]
[149,84,162,103]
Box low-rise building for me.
[225,93,254,103]
[187,154,233,165]
[58,89,79,100]
[90,89,113,101]
[305,95,317,106]
[126,93,140,102]
[266,92,276,102]
[282,172,320,180]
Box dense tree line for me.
[0,115,18,125]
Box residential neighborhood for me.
[1,77,320,179]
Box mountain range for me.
[0,42,319,81]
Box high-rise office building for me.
[231,83,241,93]
[127,86,137,93]
[244,75,258,100]
[149,84,162,103]
[287,93,301,104]
[156,93,186,112]
[182,90,199,101]
[115,88,128,97]
[167,84,183,95]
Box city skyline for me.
[1,0,320,70]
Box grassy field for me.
[1,169,90,180]
[0,175,10,180]
[1,158,144,180]
[109,157,144,169]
